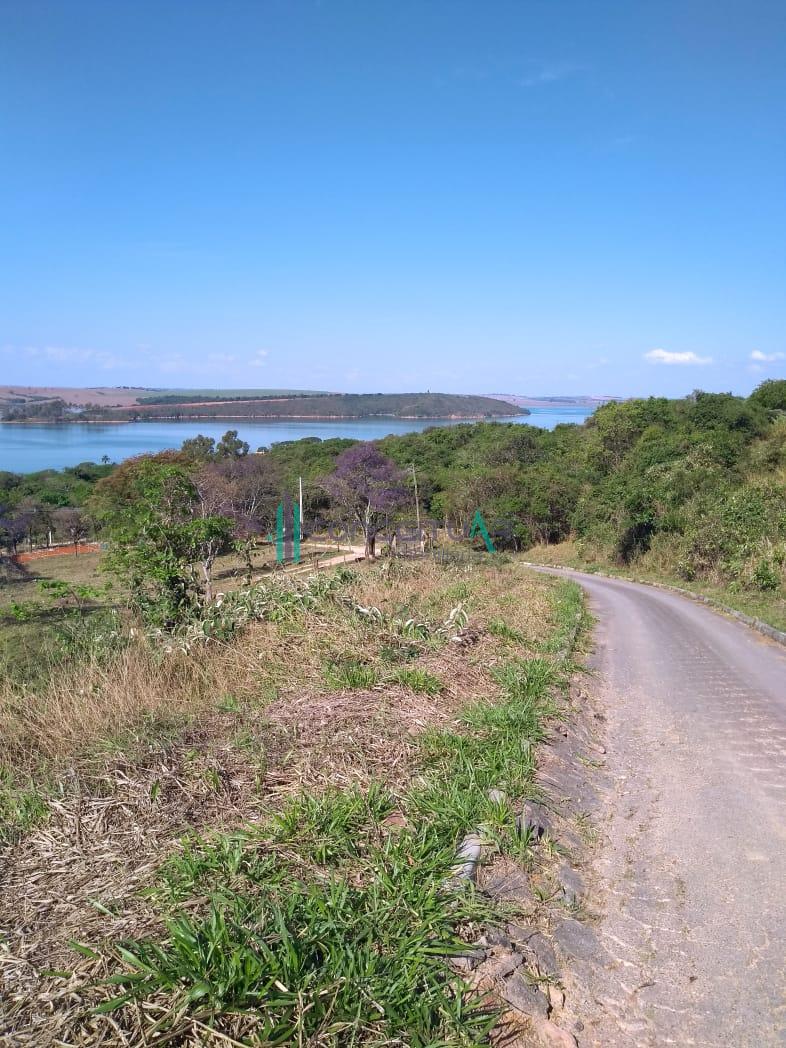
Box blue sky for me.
[1,0,784,397]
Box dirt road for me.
[536,568,786,1047]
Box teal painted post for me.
[276,501,284,563]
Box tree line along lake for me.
[0,406,594,473]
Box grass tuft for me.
[0,767,48,843]
[389,667,443,695]
[324,657,379,690]
[106,837,496,1043]
[487,617,525,643]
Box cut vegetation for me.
[0,555,583,1046]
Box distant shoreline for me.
[1,419,128,426]
[1,411,527,425]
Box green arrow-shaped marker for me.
[469,509,495,553]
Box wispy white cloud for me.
[586,355,609,371]
[4,344,126,369]
[248,350,269,368]
[156,354,189,375]
[520,62,583,87]
[644,348,712,366]
[750,349,784,363]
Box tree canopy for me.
[322,443,409,557]
[5,384,785,602]
[749,379,786,412]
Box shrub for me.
[752,558,780,591]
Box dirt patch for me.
[11,543,101,563]
[0,559,560,1044]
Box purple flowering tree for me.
[323,443,408,558]
[0,510,32,555]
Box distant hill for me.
[485,392,624,408]
[0,385,329,410]
[137,388,330,403]
[104,392,527,421]
[3,389,526,421]
[0,385,155,409]
[2,387,525,421]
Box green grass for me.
[90,580,583,1043]
[0,606,123,688]
[103,789,498,1042]
[389,667,443,694]
[0,767,48,844]
[104,839,495,1044]
[269,784,395,866]
[0,552,112,684]
[408,656,561,850]
[537,579,587,656]
[324,657,379,690]
[486,617,525,644]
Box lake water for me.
[0,407,593,473]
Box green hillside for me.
[137,388,330,403]
[106,392,527,420]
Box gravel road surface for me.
[535,568,786,1047]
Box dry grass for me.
[210,539,348,592]
[0,556,560,1045]
[0,540,361,685]
[0,558,554,771]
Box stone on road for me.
[537,568,786,1047]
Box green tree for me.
[215,430,250,459]
[91,456,235,624]
[181,434,217,462]
[323,444,408,558]
[749,379,786,412]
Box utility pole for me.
[410,463,423,554]
[298,475,304,553]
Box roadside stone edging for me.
[521,561,786,649]
[449,605,583,885]
[445,603,588,1046]
[451,832,485,883]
